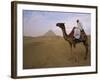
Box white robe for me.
[74,28,80,39]
[77,22,83,31]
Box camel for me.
[56,23,89,60]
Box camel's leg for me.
[69,43,72,54]
[73,42,76,48]
[70,42,77,62]
[83,41,88,60]
[69,43,74,61]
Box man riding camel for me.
[73,19,86,41]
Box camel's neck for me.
[61,28,68,40]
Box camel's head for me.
[56,23,65,29]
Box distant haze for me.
[23,10,91,37]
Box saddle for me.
[69,27,87,41]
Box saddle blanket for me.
[74,28,80,39]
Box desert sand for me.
[23,35,90,69]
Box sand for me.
[23,36,90,69]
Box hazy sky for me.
[23,10,91,37]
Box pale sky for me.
[23,10,91,37]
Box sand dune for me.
[23,36,90,69]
